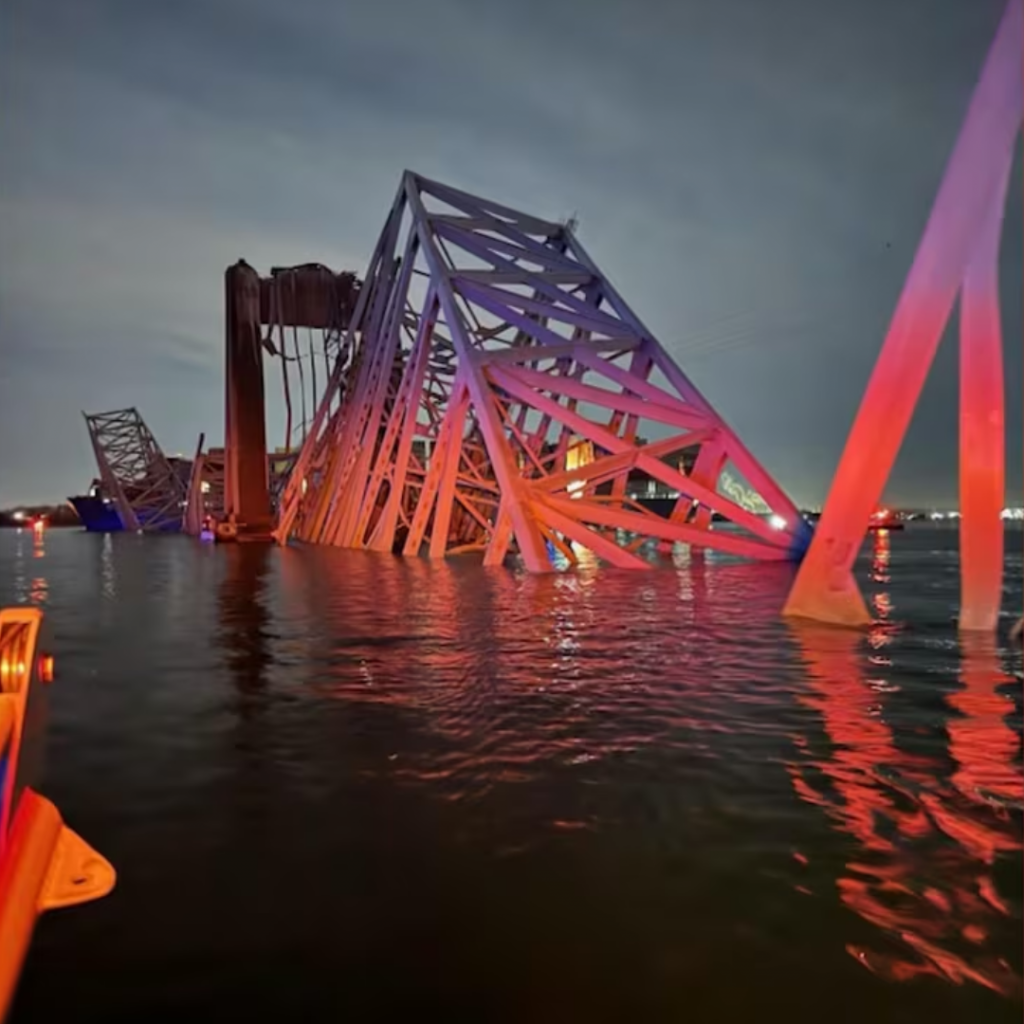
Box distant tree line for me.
[0,504,82,528]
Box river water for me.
[2,525,1021,1022]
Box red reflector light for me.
[38,655,55,684]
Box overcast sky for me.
[1,0,1019,509]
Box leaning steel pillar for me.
[958,160,1010,631]
[224,260,272,534]
[783,0,1022,628]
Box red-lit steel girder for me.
[784,0,1021,631]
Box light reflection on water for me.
[789,623,1019,995]
[786,532,1020,996]
[8,527,50,607]
[1,526,1021,1023]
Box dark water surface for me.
[2,526,1022,1023]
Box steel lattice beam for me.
[84,407,187,532]
[275,172,811,569]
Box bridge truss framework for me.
[84,407,187,533]
[274,171,811,570]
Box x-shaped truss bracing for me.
[84,407,187,533]
[275,172,810,570]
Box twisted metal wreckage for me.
[270,171,812,570]
[84,0,1022,633]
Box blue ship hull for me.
[68,495,124,532]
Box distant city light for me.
[12,511,24,522]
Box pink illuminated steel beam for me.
[784,0,1021,628]
[959,160,1011,631]
[275,170,810,569]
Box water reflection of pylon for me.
[788,615,1021,996]
[217,544,273,707]
[944,634,1021,840]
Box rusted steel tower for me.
[224,262,271,536]
[218,261,359,540]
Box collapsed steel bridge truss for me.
[84,407,187,532]
[275,172,810,570]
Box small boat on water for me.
[868,508,904,531]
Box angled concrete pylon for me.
[784,0,1021,630]
[275,171,810,570]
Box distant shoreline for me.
[0,505,82,528]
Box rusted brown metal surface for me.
[259,264,359,330]
[224,261,272,534]
[221,260,361,540]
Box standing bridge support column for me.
[216,260,361,541]
[784,0,1022,631]
[224,261,273,538]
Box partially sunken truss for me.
[84,407,186,533]
[276,172,809,570]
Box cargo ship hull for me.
[67,495,124,533]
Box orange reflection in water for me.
[29,529,48,604]
[274,538,1019,993]
[868,528,893,622]
[947,633,1021,817]
[282,549,797,798]
[788,573,1021,995]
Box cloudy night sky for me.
[1,0,1020,510]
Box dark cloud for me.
[0,0,1017,508]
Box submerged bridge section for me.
[273,172,810,570]
[84,407,188,533]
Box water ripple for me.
[1,526,1020,1022]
